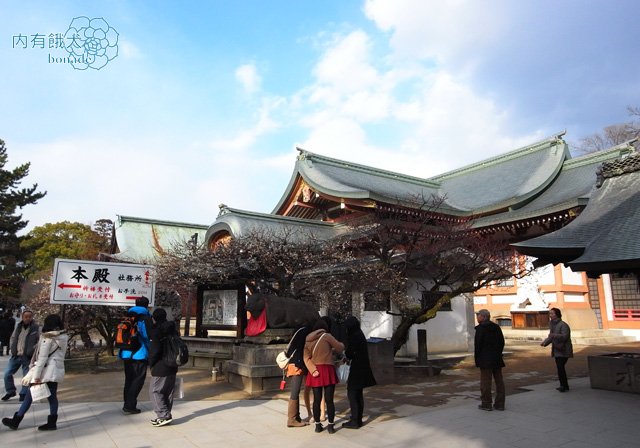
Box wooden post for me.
[416,329,428,365]
[184,287,192,337]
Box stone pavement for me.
[1,348,640,447]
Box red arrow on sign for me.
[126,296,141,300]
[58,283,82,289]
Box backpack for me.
[114,315,140,351]
[163,333,189,368]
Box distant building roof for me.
[112,215,209,263]
[513,147,640,277]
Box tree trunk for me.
[80,329,95,349]
[391,315,418,355]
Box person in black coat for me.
[342,316,376,429]
[0,312,16,356]
[474,309,505,411]
[147,308,178,427]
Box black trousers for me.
[347,387,365,424]
[555,357,569,389]
[123,359,148,410]
[312,384,335,423]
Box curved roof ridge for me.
[296,147,441,188]
[564,141,636,169]
[218,204,342,228]
[117,215,209,229]
[428,132,567,181]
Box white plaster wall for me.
[360,311,394,339]
[492,294,518,305]
[537,264,556,285]
[561,265,584,286]
[358,296,473,355]
[399,295,474,356]
[474,295,488,305]
[564,293,585,303]
[544,292,557,303]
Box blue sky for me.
[1,0,639,233]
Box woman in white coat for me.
[2,314,68,431]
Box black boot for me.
[38,414,58,431]
[342,420,360,429]
[314,423,323,433]
[2,412,24,430]
[327,423,336,434]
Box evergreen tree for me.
[0,139,46,303]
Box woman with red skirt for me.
[304,318,344,434]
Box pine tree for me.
[0,139,46,304]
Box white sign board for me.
[50,258,156,307]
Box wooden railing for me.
[613,309,640,320]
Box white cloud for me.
[235,63,262,94]
[364,0,507,68]
[292,21,540,178]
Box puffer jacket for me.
[30,330,69,383]
[542,318,573,358]
[303,329,344,374]
[118,306,151,361]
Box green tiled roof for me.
[113,215,209,262]
[274,133,577,217]
[473,143,634,227]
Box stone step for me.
[502,328,637,345]
[573,336,638,345]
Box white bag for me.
[30,383,51,401]
[276,351,292,370]
[337,362,350,384]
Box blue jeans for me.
[18,382,59,417]
[4,355,30,396]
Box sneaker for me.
[150,418,160,425]
[152,418,172,427]
[478,404,493,411]
[1,392,16,401]
[122,408,141,414]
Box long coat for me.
[344,317,376,390]
[474,320,505,369]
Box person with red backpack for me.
[118,297,151,414]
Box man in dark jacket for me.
[2,310,39,401]
[147,308,178,427]
[118,297,151,414]
[474,309,505,411]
